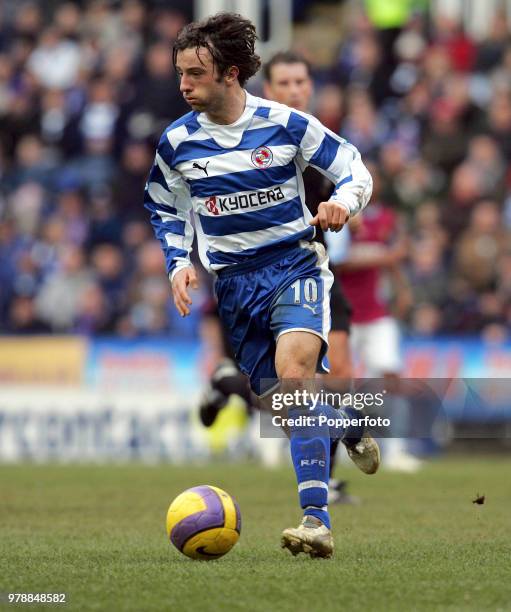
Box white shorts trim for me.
[276,327,328,345]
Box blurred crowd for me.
[320,4,511,342]
[0,0,510,341]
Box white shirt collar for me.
[197,91,259,149]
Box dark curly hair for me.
[172,12,261,87]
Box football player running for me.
[145,13,379,558]
[199,51,359,504]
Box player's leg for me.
[381,371,422,472]
[275,329,378,558]
[327,330,352,380]
[324,272,365,503]
[326,282,353,490]
[199,357,253,427]
[198,311,235,426]
[198,306,253,428]
[358,317,421,472]
[271,250,379,557]
[325,328,360,504]
[275,330,335,558]
[326,278,353,381]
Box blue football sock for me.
[288,402,367,528]
[289,407,331,528]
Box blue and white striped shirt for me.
[144,92,372,279]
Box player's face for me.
[264,62,313,112]
[175,47,227,113]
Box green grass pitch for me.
[1,457,510,611]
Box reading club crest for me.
[205,195,219,215]
[251,146,273,169]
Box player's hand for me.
[309,201,350,232]
[171,266,199,317]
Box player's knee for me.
[279,346,318,378]
[279,358,312,379]
[276,332,322,379]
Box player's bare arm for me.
[335,239,408,271]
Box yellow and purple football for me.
[166,485,241,560]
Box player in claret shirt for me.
[328,164,421,472]
[144,12,379,558]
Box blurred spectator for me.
[54,186,89,246]
[12,3,42,43]
[410,302,443,337]
[54,3,82,41]
[74,281,114,335]
[87,185,122,247]
[484,92,511,160]
[466,135,506,197]
[432,14,476,72]
[313,84,344,133]
[496,253,511,302]
[454,200,510,292]
[79,77,119,146]
[121,242,170,336]
[27,26,82,89]
[347,32,393,105]
[7,182,45,237]
[7,295,50,334]
[35,244,93,331]
[421,97,467,173]
[121,219,151,263]
[412,200,448,247]
[407,236,449,306]
[133,40,188,130]
[90,243,127,320]
[151,8,187,44]
[475,11,509,72]
[393,159,442,210]
[112,139,153,221]
[341,88,389,157]
[40,88,70,148]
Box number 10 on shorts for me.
[290,278,319,304]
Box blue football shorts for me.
[215,241,334,396]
